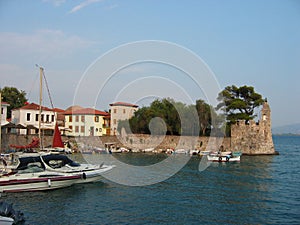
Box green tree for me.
[216,85,264,125]
[196,99,211,136]
[0,86,28,118]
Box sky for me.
[0,0,299,127]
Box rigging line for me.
[42,70,58,122]
[42,70,54,109]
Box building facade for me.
[109,102,138,136]
[11,103,57,135]
[64,108,110,136]
[1,101,9,126]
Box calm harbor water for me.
[3,136,300,224]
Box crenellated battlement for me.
[230,100,276,155]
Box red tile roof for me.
[1,102,10,106]
[53,108,65,113]
[109,102,138,107]
[12,103,54,111]
[64,107,109,116]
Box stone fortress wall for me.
[1,101,277,155]
[230,100,276,155]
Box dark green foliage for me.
[117,98,221,137]
[0,86,28,118]
[216,85,264,125]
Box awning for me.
[1,122,26,129]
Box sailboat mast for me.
[0,92,2,153]
[38,67,43,148]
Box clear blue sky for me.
[0,0,299,127]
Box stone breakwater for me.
[2,133,277,155]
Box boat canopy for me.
[41,154,80,168]
[17,156,45,171]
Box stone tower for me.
[230,99,276,155]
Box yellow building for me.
[64,107,110,136]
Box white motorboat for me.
[174,149,189,154]
[199,150,211,156]
[40,154,115,183]
[206,152,241,162]
[0,201,25,224]
[0,216,14,225]
[0,154,91,192]
[0,168,82,193]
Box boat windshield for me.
[17,156,45,173]
[41,155,80,169]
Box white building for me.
[64,107,110,136]
[1,101,9,126]
[109,102,138,135]
[11,103,57,135]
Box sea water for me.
[3,136,300,224]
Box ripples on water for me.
[3,136,300,224]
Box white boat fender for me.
[81,173,87,180]
[226,157,230,162]
[48,179,51,187]
[218,157,222,162]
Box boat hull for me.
[0,173,81,193]
[0,216,14,225]
[207,155,240,162]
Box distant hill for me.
[272,123,300,135]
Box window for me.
[75,126,79,133]
[41,114,44,122]
[81,116,85,122]
[113,119,117,125]
[113,109,117,114]
[69,125,73,130]
[51,115,55,122]
[95,116,99,122]
[26,113,31,121]
[35,114,39,121]
[46,115,50,122]
[75,115,79,122]
[69,115,72,122]
[123,109,126,114]
[81,126,85,133]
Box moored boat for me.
[0,170,82,193]
[0,201,25,225]
[206,151,241,162]
[207,154,241,162]
[0,216,14,225]
[40,154,115,184]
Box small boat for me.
[207,152,241,162]
[0,154,82,193]
[0,170,82,193]
[190,149,200,155]
[143,148,154,153]
[199,150,210,156]
[0,216,14,225]
[174,149,189,154]
[0,201,24,225]
[40,154,115,184]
